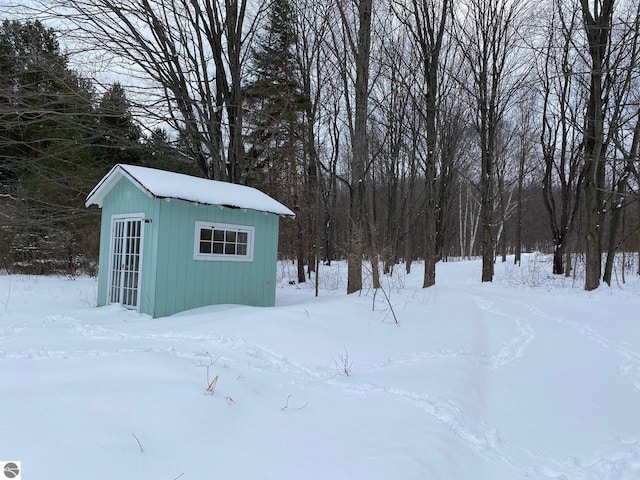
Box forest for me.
[1,0,639,292]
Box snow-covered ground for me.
[1,254,639,480]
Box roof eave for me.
[85,164,121,208]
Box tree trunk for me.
[408,0,448,289]
[500,185,507,263]
[553,244,565,275]
[481,119,495,282]
[565,250,572,278]
[580,0,615,291]
[304,122,319,279]
[347,0,372,294]
[286,129,306,284]
[296,223,306,283]
[371,255,381,289]
[604,112,640,285]
[584,162,604,289]
[405,165,416,275]
[603,176,623,286]
[324,155,338,266]
[223,0,246,182]
[480,189,495,281]
[514,145,525,265]
[423,162,437,287]
[459,186,466,257]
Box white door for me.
[108,215,144,309]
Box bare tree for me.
[493,124,519,262]
[293,0,332,278]
[367,28,414,277]
[513,99,537,266]
[318,9,354,266]
[600,0,640,285]
[539,0,586,275]
[452,0,531,282]
[333,0,373,294]
[579,0,615,290]
[394,0,450,287]
[403,98,427,274]
[435,89,469,262]
[40,0,264,182]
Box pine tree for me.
[243,0,310,282]
[142,127,199,175]
[93,83,143,166]
[0,20,99,273]
[244,0,309,177]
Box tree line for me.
[0,19,196,273]
[2,0,640,290]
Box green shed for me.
[85,164,295,318]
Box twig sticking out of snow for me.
[281,394,308,411]
[207,375,219,394]
[333,346,353,376]
[0,277,10,312]
[197,351,220,393]
[132,432,144,453]
[373,284,399,324]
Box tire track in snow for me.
[41,302,533,378]
[89,314,531,478]
[574,436,640,480]
[72,321,327,378]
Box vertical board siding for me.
[153,198,281,317]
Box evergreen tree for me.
[142,127,200,175]
[0,20,85,184]
[244,0,308,186]
[94,83,143,165]
[243,0,310,282]
[0,20,98,273]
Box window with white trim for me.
[194,221,254,261]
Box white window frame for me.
[193,221,255,262]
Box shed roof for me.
[85,164,296,217]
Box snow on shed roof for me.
[85,164,296,217]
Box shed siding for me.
[96,178,159,315]
[152,198,280,317]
